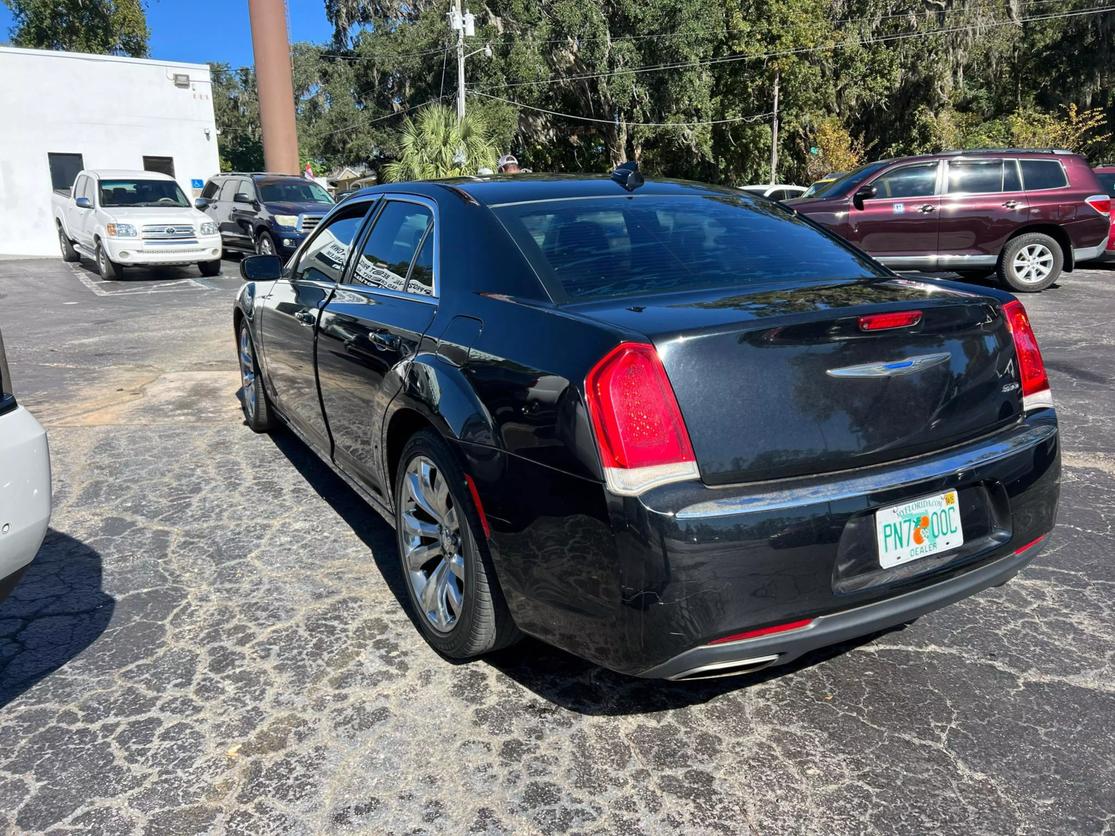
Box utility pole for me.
[448,2,476,122]
[769,68,780,186]
[248,0,299,174]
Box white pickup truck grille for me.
[141,224,195,240]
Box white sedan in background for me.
[0,328,50,601]
[739,184,808,201]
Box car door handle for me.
[370,331,401,351]
[1002,200,1025,209]
[918,204,936,213]
[294,311,317,327]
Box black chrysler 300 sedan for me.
[233,171,1059,680]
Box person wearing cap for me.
[497,154,521,174]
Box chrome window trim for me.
[342,193,441,302]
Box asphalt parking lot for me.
[0,255,1112,834]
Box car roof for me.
[866,148,1081,167]
[90,169,175,180]
[349,173,746,207]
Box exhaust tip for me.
[670,654,781,681]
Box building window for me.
[48,152,85,191]
[143,156,176,177]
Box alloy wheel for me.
[257,235,273,255]
[401,456,466,633]
[238,327,256,420]
[1012,243,1054,285]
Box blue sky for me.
[0,0,334,67]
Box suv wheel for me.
[256,231,276,256]
[998,233,1063,292]
[394,431,520,660]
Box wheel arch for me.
[1004,224,1074,271]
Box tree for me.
[209,63,264,172]
[382,103,498,181]
[2,0,148,57]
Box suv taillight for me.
[585,342,699,495]
[1002,300,1052,411]
[1084,194,1112,216]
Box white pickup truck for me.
[52,169,223,279]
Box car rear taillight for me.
[1002,300,1052,411]
[858,310,922,331]
[585,342,699,495]
[1084,194,1112,216]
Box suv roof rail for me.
[940,148,1074,156]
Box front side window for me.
[235,179,255,201]
[494,194,887,302]
[218,179,238,201]
[258,179,334,205]
[350,201,433,293]
[291,205,368,284]
[870,163,939,199]
[98,179,189,208]
[1020,159,1068,191]
[947,160,1008,194]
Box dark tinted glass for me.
[259,180,333,204]
[1020,160,1068,190]
[495,194,887,302]
[350,202,432,291]
[1004,160,1022,191]
[1095,172,1115,196]
[820,162,888,198]
[201,180,220,199]
[292,206,366,284]
[98,179,189,207]
[947,160,1004,194]
[872,163,938,198]
[407,232,435,296]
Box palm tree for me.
[383,104,499,182]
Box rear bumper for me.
[0,405,51,598]
[1073,240,1108,264]
[104,235,222,266]
[479,412,1060,677]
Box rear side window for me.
[201,180,220,199]
[1020,160,1068,190]
[350,201,433,293]
[494,194,887,302]
[871,163,938,198]
[1092,171,1115,196]
[947,160,1007,194]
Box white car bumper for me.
[103,234,223,266]
[0,405,51,596]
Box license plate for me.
[875,490,964,569]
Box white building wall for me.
[0,47,221,256]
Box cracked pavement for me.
[0,257,1111,834]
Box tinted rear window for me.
[1096,172,1115,196]
[1020,160,1068,190]
[494,194,887,302]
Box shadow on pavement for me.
[0,530,115,708]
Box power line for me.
[470,89,774,127]
[473,4,1115,92]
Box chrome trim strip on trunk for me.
[676,423,1057,519]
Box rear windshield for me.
[98,179,188,208]
[494,194,887,302]
[1096,172,1115,196]
[258,180,334,204]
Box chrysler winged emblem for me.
[827,352,951,378]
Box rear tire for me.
[998,233,1062,292]
[394,430,520,660]
[238,323,274,432]
[95,240,123,280]
[199,259,221,277]
[58,226,79,262]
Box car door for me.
[258,202,370,452]
[849,161,942,265]
[76,175,99,248]
[216,179,240,245]
[228,178,258,248]
[938,158,1022,265]
[316,197,438,495]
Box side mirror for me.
[194,197,211,210]
[240,254,283,282]
[234,192,252,204]
[75,196,92,209]
[853,184,877,209]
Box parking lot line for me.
[67,262,212,296]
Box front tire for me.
[255,231,277,256]
[395,431,519,660]
[998,233,1063,292]
[238,323,274,432]
[95,240,123,279]
[58,226,79,262]
[199,259,221,277]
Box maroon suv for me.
[789,149,1110,291]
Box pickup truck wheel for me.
[998,233,1062,292]
[255,231,276,256]
[395,431,520,660]
[95,241,123,280]
[57,227,79,262]
[238,323,273,432]
[198,259,221,277]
